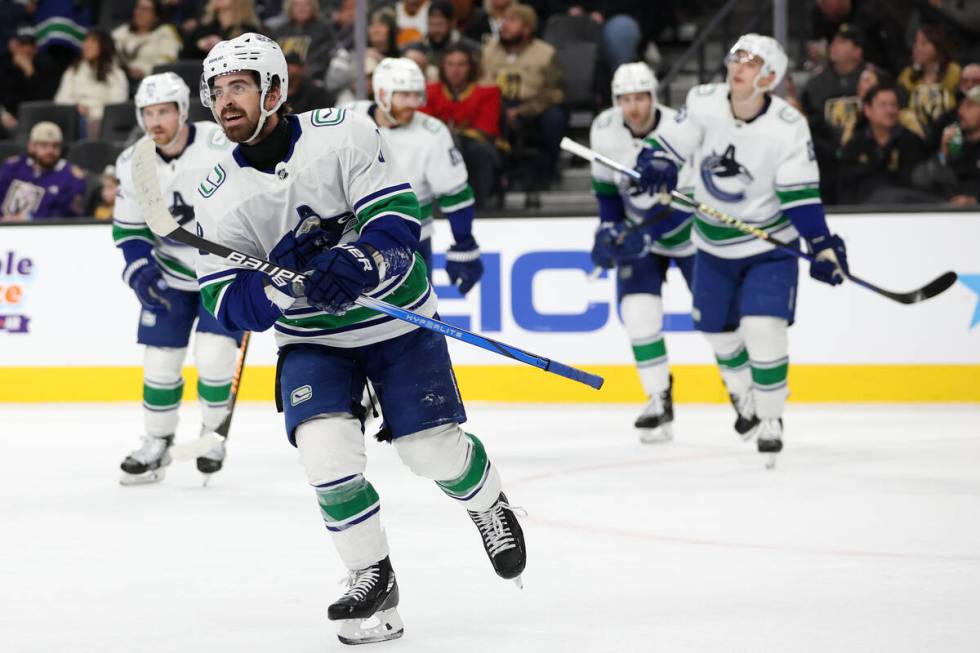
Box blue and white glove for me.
[445,236,484,295]
[123,257,176,313]
[806,233,849,286]
[633,147,679,196]
[268,216,332,274]
[305,244,379,315]
[590,222,649,269]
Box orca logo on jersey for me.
[700,144,754,203]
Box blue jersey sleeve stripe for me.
[353,182,413,212]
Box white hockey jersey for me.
[113,121,233,291]
[346,101,473,239]
[194,109,434,349]
[647,83,822,259]
[589,104,695,257]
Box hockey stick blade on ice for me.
[131,138,603,390]
[560,137,958,305]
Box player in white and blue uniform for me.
[348,57,483,296]
[635,34,849,465]
[113,73,242,485]
[192,34,525,645]
[589,62,696,443]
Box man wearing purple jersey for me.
[0,122,86,221]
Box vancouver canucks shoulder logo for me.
[700,144,753,202]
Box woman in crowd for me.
[181,0,266,60]
[840,63,924,146]
[112,0,181,82]
[54,30,128,139]
[271,0,336,81]
[898,25,961,135]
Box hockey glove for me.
[305,244,379,315]
[806,234,849,286]
[445,236,484,296]
[634,147,679,196]
[268,215,332,273]
[591,222,649,269]
[124,257,175,313]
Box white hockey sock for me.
[143,346,187,437]
[620,293,670,395]
[297,415,389,571]
[395,424,502,513]
[703,331,751,397]
[194,332,240,431]
[741,316,790,420]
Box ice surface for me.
[1,402,979,653]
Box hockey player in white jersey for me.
[347,57,483,296]
[635,34,849,465]
[589,62,696,443]
[192,34,524,644]
[113,72,242,485]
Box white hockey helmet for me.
[200,32,289,142]
[372,57,426,120]
[726,33,788,91]
[611,62,658,101]
[135,72,190,131]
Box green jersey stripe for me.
[592,179,619,196]
[112,223,156,245]
[154,252,195,279]
[776,187,821,205]
[695,213,790,242]
[201,278,233,317]
[437,184,475,210]
[657,218,693,249]
[355,191,421,231]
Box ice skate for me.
[635,379,674,443]
[728,391,760,440]
[328,556,404,645]
[119,435,173,485]
[468,492,527,587]
[196,430,226,486]
[756,418,783,469]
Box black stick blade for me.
[916,271,959,302]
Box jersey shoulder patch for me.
[420,114,443,133]
[776,104,803,124]
[311,107,347,127]
[592,107,619,131]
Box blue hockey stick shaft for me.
[355,295,604,389]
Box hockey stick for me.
[131,138,603,390]
[169,332,251,461]
[561,137,958,305]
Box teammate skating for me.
[113,73,242,485]
[635,34,849,467]
[348,57,484,295]
[588,62,695,443]
[192,34,525,644]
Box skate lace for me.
[472,500,527,557]
[757,419,782,441]
[734,391,755,418]
[129,436,169,464]
[338,566,380,602]
[639,394,665,418]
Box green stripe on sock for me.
[751,361,789,387]
[316,477,380,523]
[716,348,749,369]
[632,338,666,363]
[197,381,231,403]
[592,178,618,195]
[437,433,488,498]
[143,380,184,409]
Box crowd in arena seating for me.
[1,0,979,221]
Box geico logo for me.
[0,284,24,304]
[431,250,694,334]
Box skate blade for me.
[764,454,778,470]
[119,468,166,486]
[513,575,524,589]
[336,608,404,645]
[201,473,213,487]
[170,433,225,462]
[638,424,673,444]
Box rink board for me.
[1,213,978,402]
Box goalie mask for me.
[200,32,288,143]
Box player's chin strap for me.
[244,87,276,144]
[160,119,188,150]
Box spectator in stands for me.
[801,22,865,204]
[464,0,514,44]
[839,63,923,146]
[369,7,402,59]
[0,122,86,221]
[915,0,980,64]
[898,26,961,138]
[54,29,128,139]
[402,42,435,81]
[807,0,907,75]
[395,0,430,47]
[422,43,503,208]
[181,0,266,60]
[271,0,336,82]
[0,26,63,129]
[284,51,332,113]
[482,4,565,201]
[422,1,480,76]
[912,86,980,206]
[926,62,980,154]
[112,0,182,82]
[837,85,929,204]
[89,164,118,221]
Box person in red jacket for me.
[421,43,501,208]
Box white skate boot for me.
[328,556,404,645]
[119,435,173,485]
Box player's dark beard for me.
[238,115,291,171]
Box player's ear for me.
[759,71,777,91]
[265,77,283,111]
